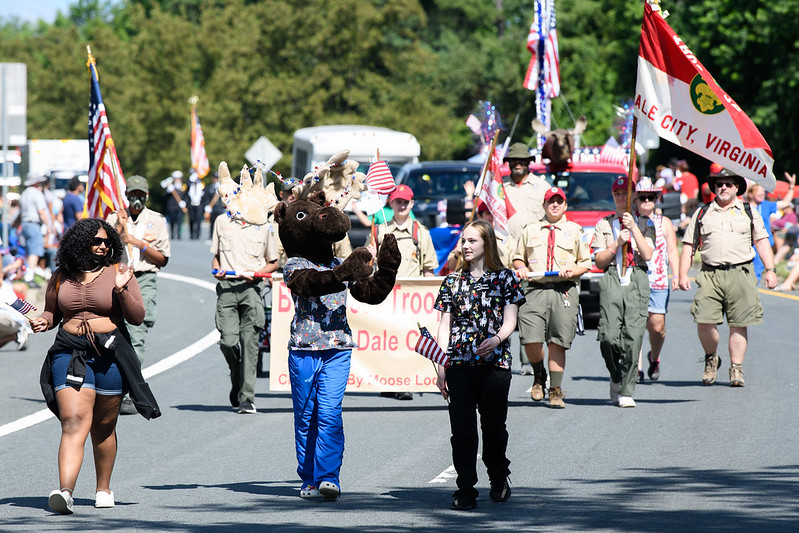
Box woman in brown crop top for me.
[30,218,146,514]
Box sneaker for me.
[609,380,621,406]
[489,478,511,502]
[318,481,340,500]
[16,327,30,351]
[520,363,534,376]
[48,489,74,515]
[702,354,722,385]
[118,398,136,415]
[300,485,321,499]
[450,493,477,510]
[647,352,660,381]
[548,386,565,409]
[729,365,745,387]
[530,372,547,401]
[237,401,256,414]
[617,396,636,408]
[395,392,414,400]
[95,490,115,508]
[637,370,645,384]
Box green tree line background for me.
[1,0,796,195]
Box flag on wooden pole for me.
[365,160,396,195]
[190,97,210,179]
[86,47,128,218]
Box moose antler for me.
[293,150,367,209]
[217,161,278,225]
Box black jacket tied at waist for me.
[39,327,161,420]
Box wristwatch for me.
[765,268,777,273]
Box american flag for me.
[87,49,128,218]
[599,138,629,167]
[524,0,560,98]
[465,114,482,135]
[9,297,37,315]
[190,101,210,179]
[365,160,396,195]
[415,325,450,367]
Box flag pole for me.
[621,116,638,276]
[471,130,499,224]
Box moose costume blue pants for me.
[289,348,351,490]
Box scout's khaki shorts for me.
[691,265,763,327]
[519,284,580,348]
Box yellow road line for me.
[760,288,799,301]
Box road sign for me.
[0,63,27,146]
[245,136,282,169]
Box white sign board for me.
[245,135,282,169]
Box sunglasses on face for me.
[637,195,657,202]
[92,237,113,247]
[546,196,565,204]
[715,181,735,189]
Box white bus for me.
[291,125,420,179]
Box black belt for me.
[701,261,752,271]
[529,281,576,291]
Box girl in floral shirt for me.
[434,220,525,511]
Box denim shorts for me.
[21,222,44,257]
[648,288,670,314]
[51,350,125,395]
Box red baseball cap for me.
[544,187,566,202]
[476,199,489,213]
[612,176,633,192]
[389,184,414,202]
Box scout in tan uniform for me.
[211,214,279,413]
[365,184,437,400]
[593,177,654,408]
[678,169,777,387]
[365,184,438,278]
[108,175,170,415]
[502,142,549,375]
[512,187,591,408]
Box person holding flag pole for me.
[635,0,778,387]
[434,219,525,511]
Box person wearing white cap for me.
[632,178,680,384]
[19,173,54,286]
[165,170,187,239]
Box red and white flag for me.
[635,2,775,189]
[477,147,516,238]
[599,137,629,167]
[190,102,210,179]
[365,160,396,195]
[523,0,560,97]
[414,325,450,368]
[87,50,128,218]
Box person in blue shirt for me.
[746,172,795,280]
[61,177,85,232]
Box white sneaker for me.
[16,327,30,351]
[609,380,621,406]
[617,396,636,408]
[520,364,534,376]
[48,489,74,514]
[95,490,115,508]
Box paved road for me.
[1,236,798,532]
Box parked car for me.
[345,160,483,247]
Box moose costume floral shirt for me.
[434,269,525,368]
[283,256,356,351]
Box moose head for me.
[532,115,588,167]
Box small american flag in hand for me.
[10,297,37,315]
[415,324,450,368]
[365,160,396,195]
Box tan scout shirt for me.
[107,207,171,273]
[211,216,278,272]
[593,214,655,268]
[504,173,549,240]
[682,198,768,266]
[367,218,438,277]
[511,217,592,283]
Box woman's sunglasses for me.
[637,195,658,202]
[92,237,113,247]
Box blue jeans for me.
[289,348,351,489]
